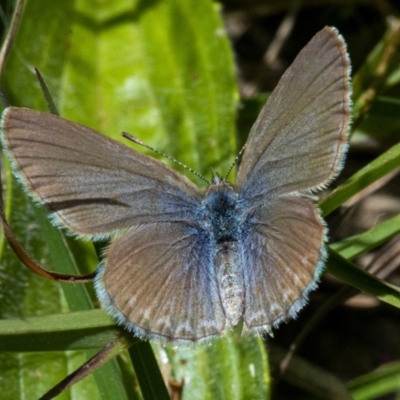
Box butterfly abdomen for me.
[216,241,244,327]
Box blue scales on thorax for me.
[202,177,244,327]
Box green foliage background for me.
[1,0,400,399]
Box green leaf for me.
[347,361,400,400]
[4,2,400,399]
[331,213,400,260]
[129,342,170,400]
[0,310,121,352]
[326,249,400,310]
[0,0,243,399]
[319,140,400,216]
[352,20,400,128]
[167,335,270,400]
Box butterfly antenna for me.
[121,132,210,185]
[224,143,246,181]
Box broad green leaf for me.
[0,0,259,399]
[167,336,270,400]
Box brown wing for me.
[95,222,226,343]
[240,195,326,334]
[1,107,202,238]
[236,27,351,203]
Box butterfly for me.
[1,26,351,343]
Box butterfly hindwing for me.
[96,221,226,343]
[240,195,326,333]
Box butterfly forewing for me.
[236,27,351,202]
[1,107,202,238]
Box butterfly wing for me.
[96,221,226,343]
[236,27,351,201]
[240,195,326,333]
[236,27,351,333]
[1,107,202,238]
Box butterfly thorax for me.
[202,181,244,327]
[202,181,241,243]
